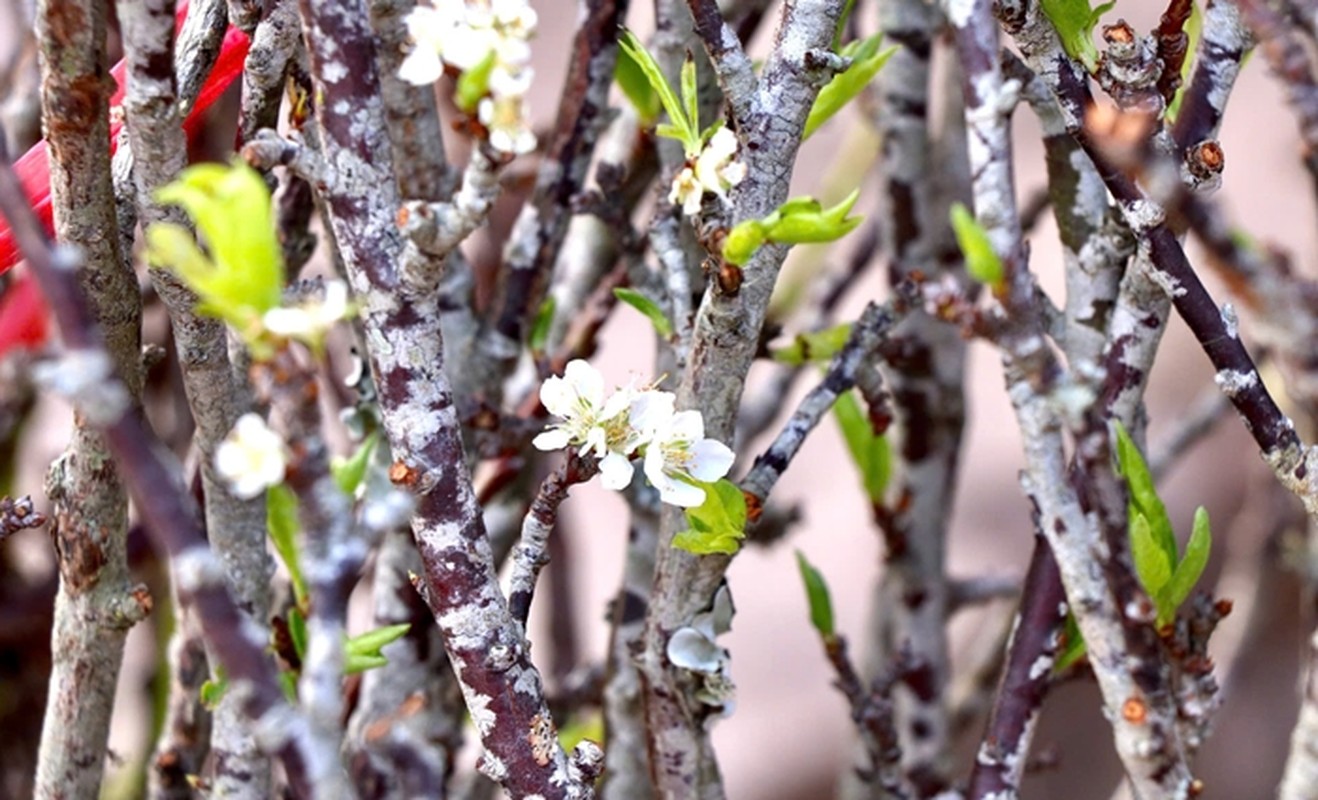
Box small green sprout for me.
[804,35,897,140]
[1040,0,1116,71]
[949,202,1005,290]
[723,189,864,266]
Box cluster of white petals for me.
[215,413,288,499]
[669,128,747,216]
[534,360,735,507]
[399,0,538,155]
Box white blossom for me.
[533,360,639,488]
[667,585,736,713]
[643,407,735,507]
[668,127,746,217]
[263,280,352,343]
[215,413,288,499]
[398,2,468,85]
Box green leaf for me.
[455,50,497,112]
[771,323,853,366]
[1130,512,1174,619]
[832,0,858,50]
[278,670,298,703]
[287,606,308,662]
[832,389,890,502]
[1165,506,1212,614]
[150,162,284,334]
[618,30,698,154]
[200,668,227,710]
[529,296,556,353]
[344,623,411,674]
[1039,0,1116,71]
[615,39,662,124]
[331,431,379,497]
[266,484,307,606]
[613,288,674,338]
[1054,613,1087,673]
[795,550,835,637]
[763,189,864,245]
[950,203,1005,289]
[725,190,865,266]
[681,51,700,140]
[804,37,896,139]
[673,478,747,555]
[1112,421,1176,567]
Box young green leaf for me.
[795,550,836,638]
[331,431,379,498]
[149,163,284,340]
[949,203,1004,289]
[832,389,889,502]
[803,37,896,140]
[1130,513,1174,618]
[455,50,497,113]
[266,484,308,606]
[287,606,308,662]
[344,623,411,674]
[1164,506,1212,613]
[723,190,865,266]
[770,323,853,366]
[613,287,674,338]
[1112,421,1176,567]
[1039,0,1116,71]
[529,296,556,353]
[673,478,747,555]
[681,52,700,140]
[199,668,228,710]
[618,30,698,154]
[615,40,662,124]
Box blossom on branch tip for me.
[215,413,288,499]
[533,360,639,488]
[669,127,746,217]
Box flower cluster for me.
[533,360,735,507]
[399,0,537,155]
[669,128,747,216]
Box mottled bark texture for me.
[32,0,150,795]
[292,0,598,795]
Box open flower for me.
[643,407,735,507]
[668,127,746,217]
[215,413,288,499]
[533,360,639,489]
[478,94,537,156]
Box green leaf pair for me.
[617,30,707,157]
[723,189,864,266]
[1114,421,1212,628]
[284,604,410,676]
[146,162,284,351]
[803,35,897,140]
[673,478,748,555]
[1040,0,1116,71]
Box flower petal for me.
[687,438,734,482]
[667,627,723,673]
[598,452,634,490]
[657,476,706,508]
[563,359,605,408]
[532,428,571,451]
